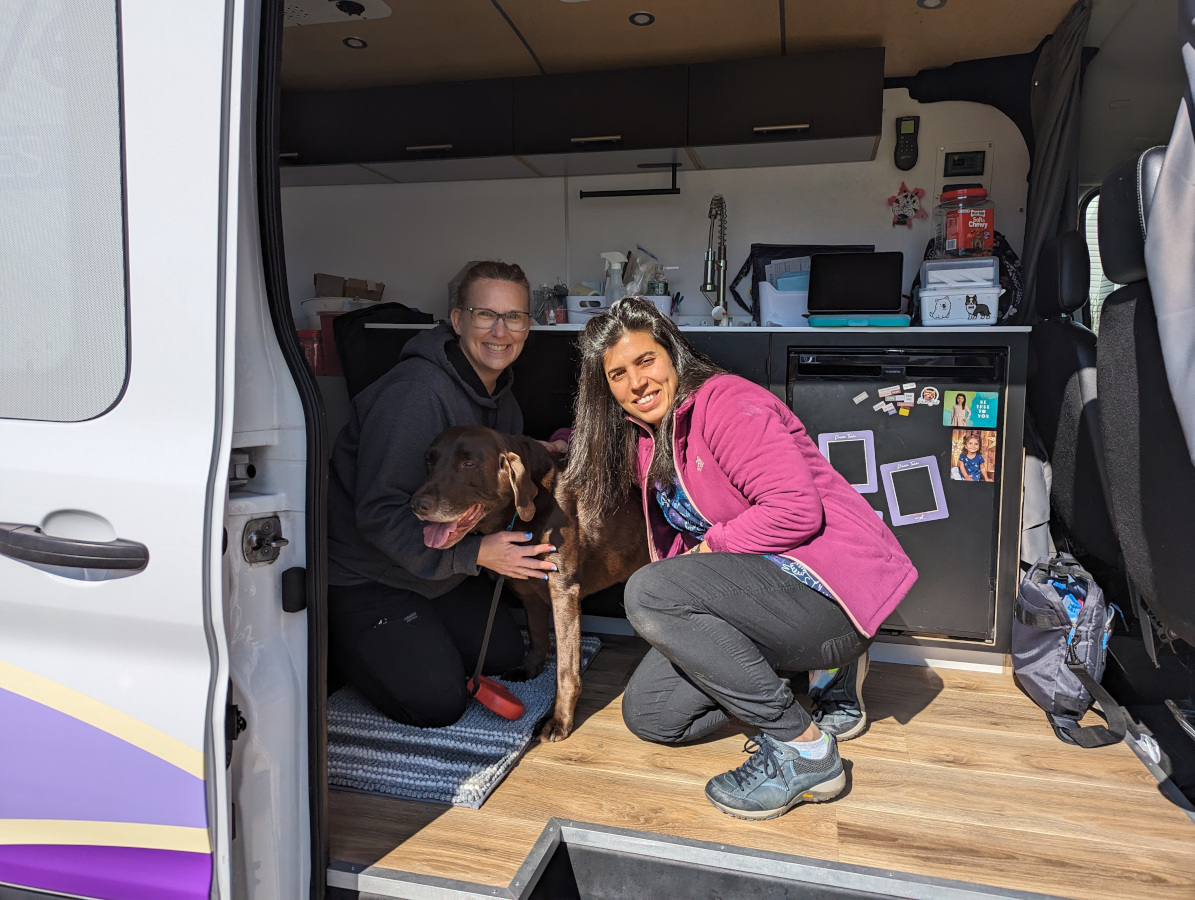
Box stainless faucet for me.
[700,194,729,324]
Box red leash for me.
[467,515,526,721]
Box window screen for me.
[1082,192,1119,335]
[0,2,128,421]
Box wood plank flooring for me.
[331,636,1195,898]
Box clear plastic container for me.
[933,183,995,258]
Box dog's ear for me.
[501,451,539,521]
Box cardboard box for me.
[312,272,385,302]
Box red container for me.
[317,311,345,376]
[296,330,321,374]
[934,184,995,258]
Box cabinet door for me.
[688,49,883,147]
[281,79,513,165]
[513,65,687,155]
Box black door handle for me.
[0,523,149,571]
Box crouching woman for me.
[563,297,917,820]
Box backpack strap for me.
[1048,644,1138,748]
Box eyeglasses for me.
[464,307,532,332]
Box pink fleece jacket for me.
[634,374,917,637]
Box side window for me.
[0,2,127,422]
[1081,189,1119,335]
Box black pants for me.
[621,553,870,743]
[328,577,526,727]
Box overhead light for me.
[916,0,946,8]
[342,36,368,49]
[629,11,655,26]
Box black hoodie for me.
[326,322,522,594]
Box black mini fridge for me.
[787,347,1012,641]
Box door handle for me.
[753,123,810,134]
[570,135,622,145]
[0,523,149,571]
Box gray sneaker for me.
[704,733,846,820]
[809,653,869,741]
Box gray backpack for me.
[1012,555,1133,747]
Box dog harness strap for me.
[471,512,521,691]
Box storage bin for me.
[918,257,1001,326]
[758,281,810,327]
[919,286,1003,326]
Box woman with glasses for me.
[326,260,556,728]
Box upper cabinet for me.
[512,65,688,155]
[281,78,514,166]
[688,49,884,169]
[279,51,883,185]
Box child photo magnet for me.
[943,391,999,428]
[817,430,878,494]
[950,429,998,482]
[880,456,949,526]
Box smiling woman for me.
[323,259,556,730]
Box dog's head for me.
[965,295,977,311]
[411,426,551,549]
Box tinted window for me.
[0,2,127,421]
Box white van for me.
[1,2,1193,899]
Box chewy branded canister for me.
[934,184,995,258]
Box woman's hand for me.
[684,541,712,555]
[538,439,569,454]
[478,531,557,580]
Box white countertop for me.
[363,323,1031,334]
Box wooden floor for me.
[331,636,1195,898]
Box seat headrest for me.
[1035,230,1090,317]
[1098,146,1166,285]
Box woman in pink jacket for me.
[564,298,917,820]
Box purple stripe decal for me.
[0,688,207,828]
[0,844,210,900]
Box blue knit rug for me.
[327,635,602,808]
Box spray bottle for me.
[601,251,628,307]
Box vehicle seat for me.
[1027,230,1119,567]
[1096,147,1195,646]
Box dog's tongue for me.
[423,521,456,549]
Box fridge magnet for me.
[817,430,878,494]
[886,407,898,415]
[917,386,941,407]
[950,429,998,482]
[878,384,902,398]
[853,391,869,405]
[887,182,928,228]
[872,401,887,412]
[943,391,999,428]
[880,456,949,526]
[898,407,910,416]
[902,382,917,391]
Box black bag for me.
[331,301,433,398]
[728,243,873,323]
[1011,554,1135,747]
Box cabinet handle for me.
[570,135,622,145]
[405,143,454,152]
[753,123,810,134]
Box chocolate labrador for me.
[411,425,650,741]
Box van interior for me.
[242,0,1195,897]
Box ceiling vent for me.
[283,0,391,27]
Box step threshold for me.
[328,819,1061,900]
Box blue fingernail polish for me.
[550,546,557,552]
[525,532,533,539]
[542,573,550,580]
[551,565,558,571]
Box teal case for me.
[807,314,911,328]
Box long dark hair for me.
[563,297,724,523]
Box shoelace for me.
[728,738,782,789]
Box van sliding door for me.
[0,1,244,897]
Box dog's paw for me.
[539,716,573,742]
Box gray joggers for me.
[621,553,871,744]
